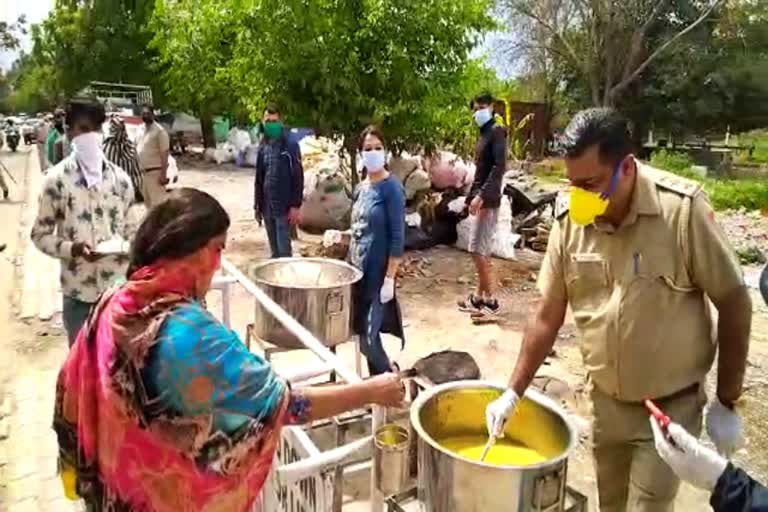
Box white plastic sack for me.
[203,147,217,162]
[166,155,179,184]
[245,144,259,167]
[214,143,236,165]
[227,128,252,153]
[405,212,422,228]
[455,196,520,260]
[447,197,466,214]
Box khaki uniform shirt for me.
[137,122,170,171]
[539,161,744,401]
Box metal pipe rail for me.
[220,258,384,512]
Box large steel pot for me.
[251,258,362,348]
[410,381,577,512]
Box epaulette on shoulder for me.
[642,164,702,197]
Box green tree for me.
[634,0,768,135]
[0,15,25,51]
[499,0,725,107]
[6,1,157,112]
[150,1,245,147]
[153,0,494,180]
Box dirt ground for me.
[0,147,766,511]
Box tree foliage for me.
[499,0,768,134]
[499,0,725,107]
[634,0,768,134]
[0,15,26,52]
[152,0,493,172]
[4,1,156,113]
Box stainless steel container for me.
[374,424,410,496]
[251,258,362,349]
[410,381,577,512]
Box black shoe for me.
[458,294,484,313]
[473,298,500,318]
[2,189,8,200]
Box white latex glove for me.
[380,277,395,304]
[650,416,728,492]
[485,389,520,438]
[705,399,744,457]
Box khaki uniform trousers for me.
[142,169,168,208]
[590,382,706,512]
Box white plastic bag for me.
[166,155,179,184]
[456,196,519,260]
[227,128,251,153]
[245,144,259,167]
[214,143,236,165]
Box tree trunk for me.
[345,135,359,188]
[200,112,216,148]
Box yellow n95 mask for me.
[568,164,621,226]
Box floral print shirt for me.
[31,155,134,303]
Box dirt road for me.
[0,146,77,511]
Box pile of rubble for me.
[719,209,768,264]
[504,170,560,253]
[397,256,434,279]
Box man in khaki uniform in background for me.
[486,108,752,511]
[137,103,170,208]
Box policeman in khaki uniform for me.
[486,108,752,511]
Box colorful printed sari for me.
[53,260,304,511]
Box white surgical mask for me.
[362,149,386,173]
[473,108,493,127]
[72,132,105,189]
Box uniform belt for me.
[143,167,163,172]
[644,382,700,404]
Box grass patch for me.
[732,129,768,165]
[648,149,768,211]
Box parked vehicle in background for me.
[22,122,36,145]
[5,124,20,152]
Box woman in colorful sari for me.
[348,126,406,376]
[103,115,143,204]
[53,187,404,511]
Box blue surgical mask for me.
[473,108,493,127]
[362,149,386,172]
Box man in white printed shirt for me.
[31,98,134,346]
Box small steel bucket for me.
[374,424,410,496]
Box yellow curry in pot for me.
[436,435,550,466]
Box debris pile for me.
[397,256,434,279]
[299,229,350,260]
[504,170,559,253]
[719,209,768,264]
